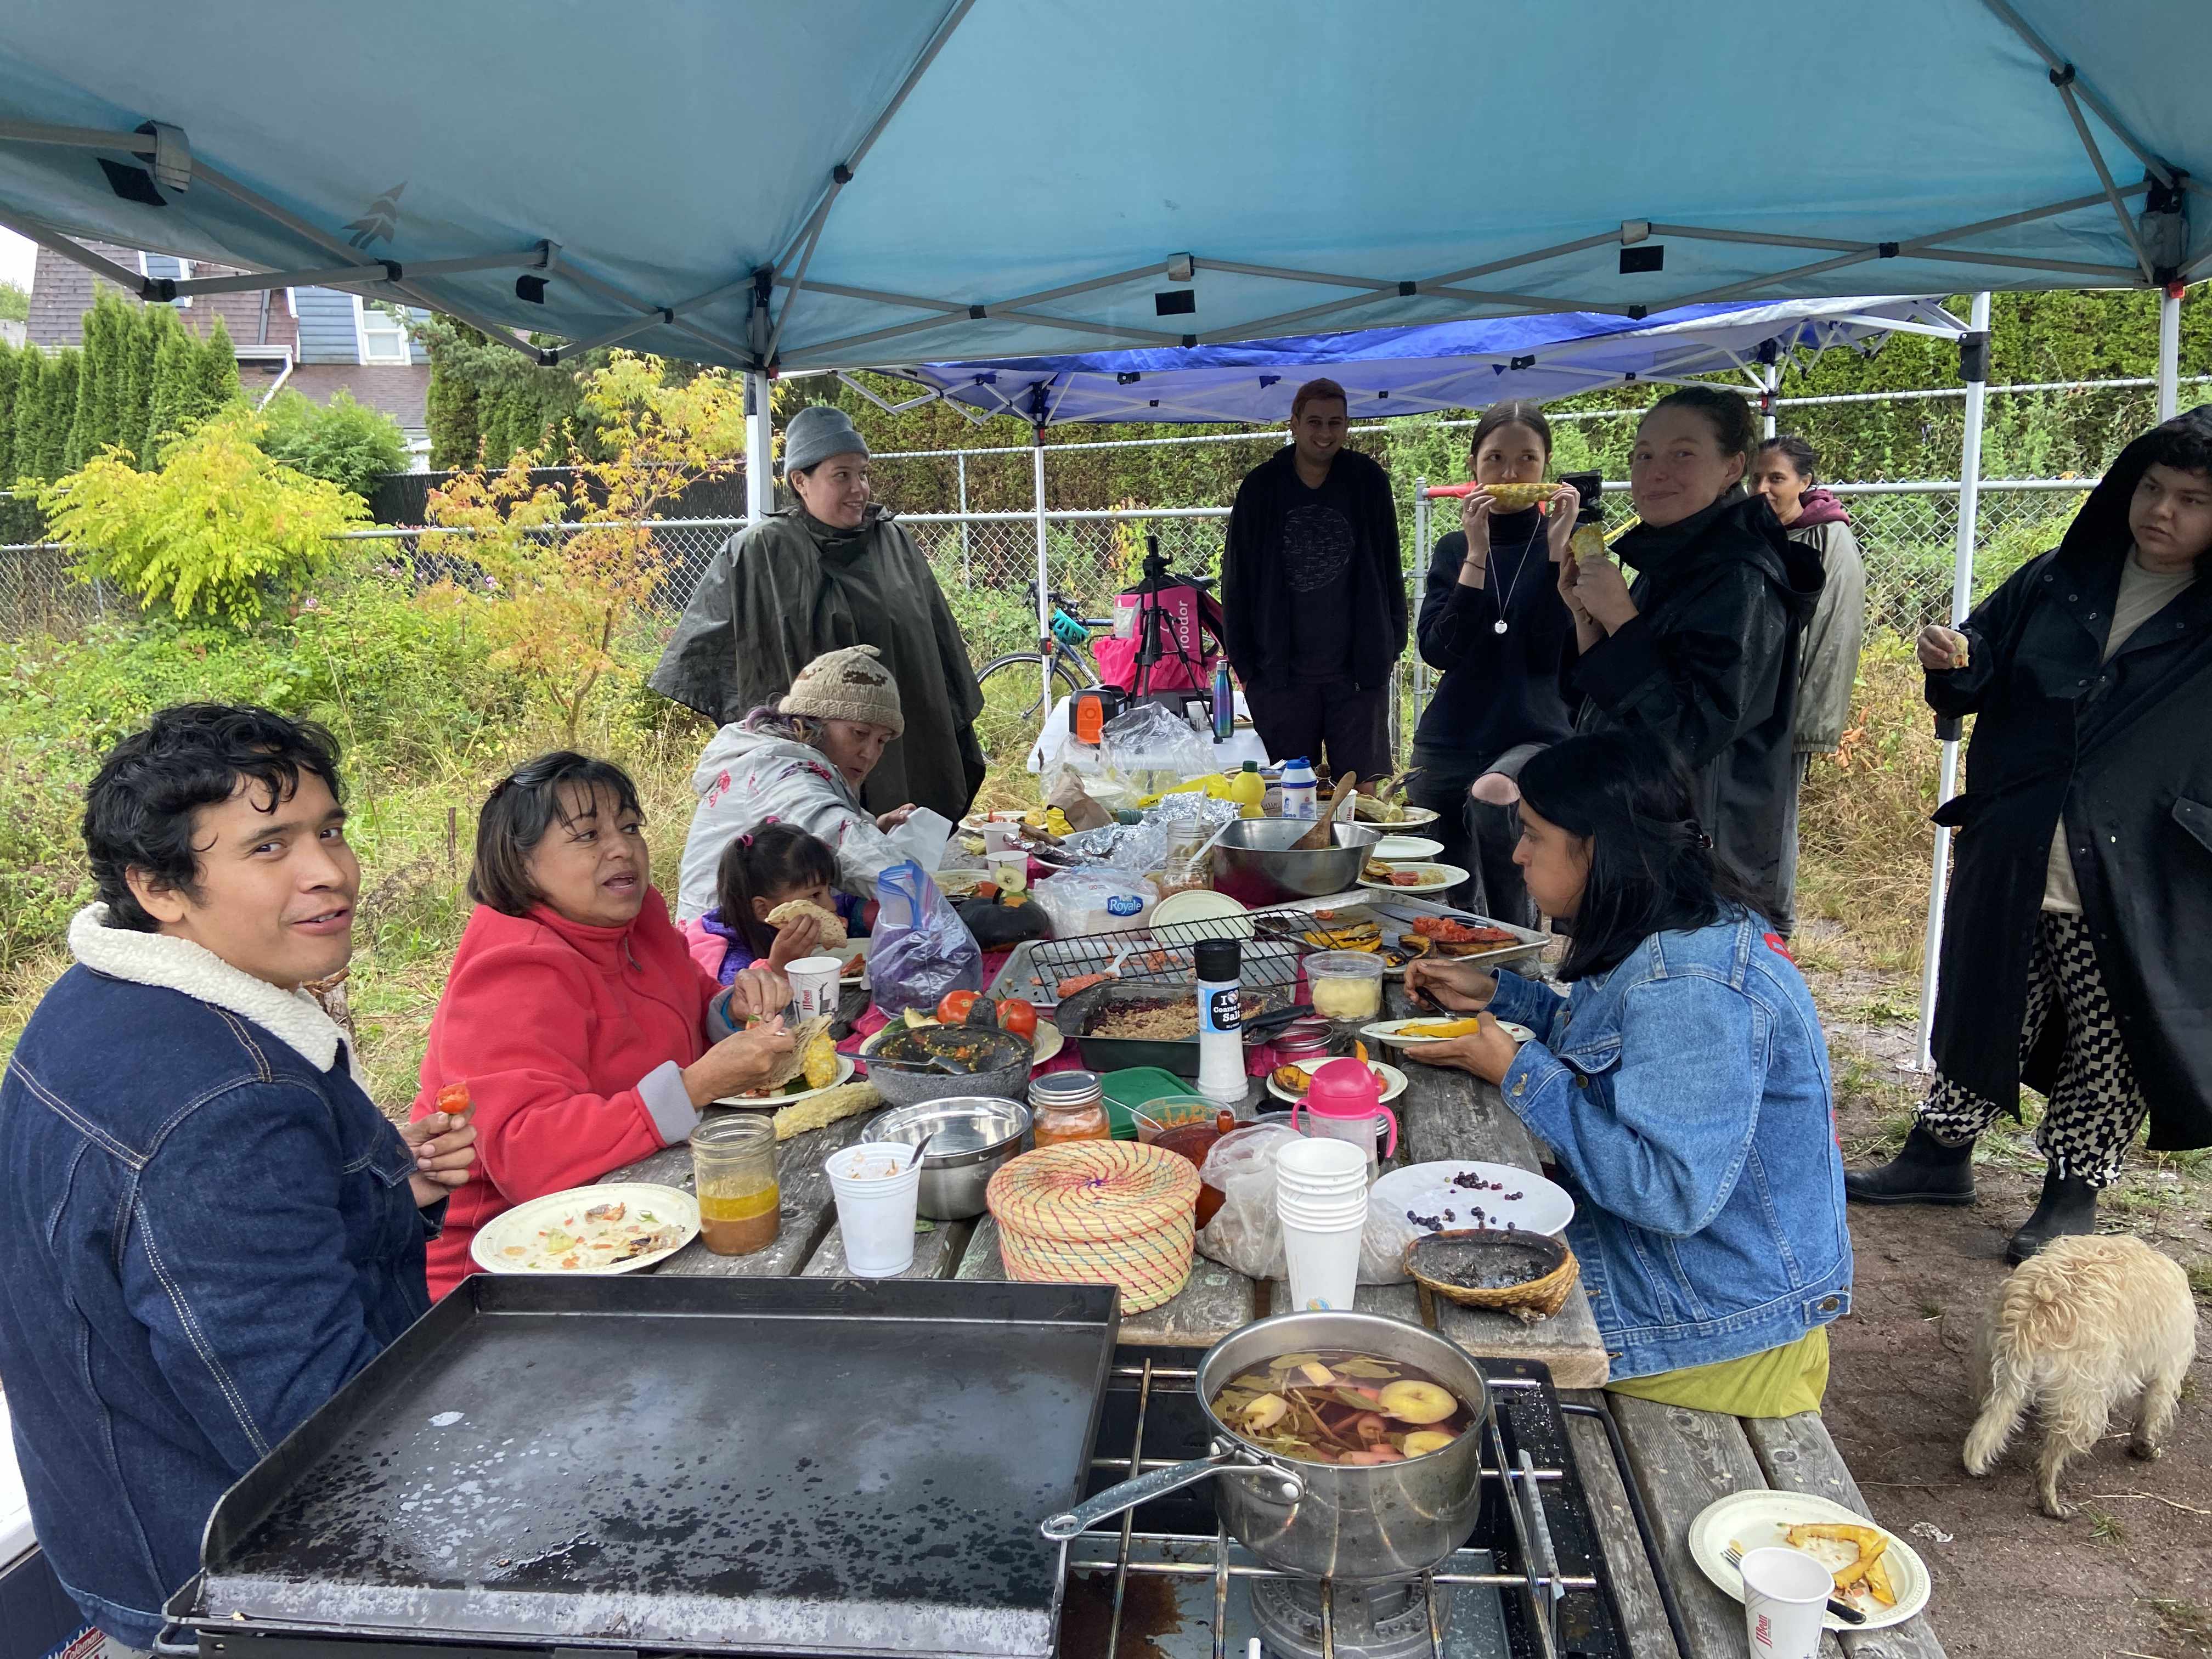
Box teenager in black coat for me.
[1848,407,2212,1261]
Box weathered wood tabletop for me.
[602,980,1611,1383]
[600,974,1949,1658]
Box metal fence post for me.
[1031,426,1052,715]
[1914,290,1992,1074]
[956,451,972,586]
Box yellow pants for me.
[1605,1327,1830,1418]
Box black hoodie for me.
[1923,405,2212,1150]
[1566,485,1824,920]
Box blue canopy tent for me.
[891,297,1970,426]
[0,0,2198,1056]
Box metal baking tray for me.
[168,1274,1120,1658]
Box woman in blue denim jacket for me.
[1405,732,1850,1413]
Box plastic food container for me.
[1305,951,1385,1023]
[986,1140,1200,1313]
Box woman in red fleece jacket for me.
[412,753,794,1295]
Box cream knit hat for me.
[778,645,905,737]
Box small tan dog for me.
[1963,1233,2196,1519]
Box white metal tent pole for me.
[1033,427,1052,713]
[2157,283,2183,421]
[1762,362,1781,439]
[1915,290,1993,1072]
[744,373,774,523]
[1412,481,1431,729]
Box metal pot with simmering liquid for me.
[1040,1310,1489,1583]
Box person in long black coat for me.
[1848,407,2212,1262]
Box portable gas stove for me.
[1056,1350,1678,1659]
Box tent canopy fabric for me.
[898,298,1968,425]
[0,2,2202,373]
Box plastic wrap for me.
[1030,869,1158,938]
[1100,702,1212,799]
[1192,1122,1299,1279]
[868,860,983,1015]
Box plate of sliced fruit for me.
[1361,1016,1535,1048]
[1266,1057,1409,1107]
[1689,1491,1930,1630]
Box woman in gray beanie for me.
[650,403,984,822]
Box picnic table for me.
[602,980,1948,1659]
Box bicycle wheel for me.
[974,651,1087,770]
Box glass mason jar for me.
[692,1114,781,1255]
[1029,1070,1111,1147]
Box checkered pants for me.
[1919,910,2147,1186]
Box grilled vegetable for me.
[772,1081,882,1141]
[937,990,982,1024]
[800,1030,839,1091]
[996,997,1039,1042]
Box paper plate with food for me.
[1351,797,1440,828]
[1361,1015,1534,1047]
[1689,1491,1930,1630]
[1266,1058,1409,1107]
[716,1015,856,1106]
[1370,1160,1573,1238]
[1358,861,1468,895]
[471,1183,698,1275]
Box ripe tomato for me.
[936,990,981,1024]
[996,997,1039,1042]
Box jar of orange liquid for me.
[1028,1071,1110,1146]
[692,1114,781,1255]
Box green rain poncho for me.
[649,507,984,821]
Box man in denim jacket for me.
[0,706,476,1650]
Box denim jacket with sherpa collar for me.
[1487,911,1852,1381]
[0,906,437,1647]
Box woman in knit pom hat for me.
[650,403,984,824]
[673,645,930,920]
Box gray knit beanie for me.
[779,645,905,737]
[782,404,870,477]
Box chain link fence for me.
[0,482,2096,657]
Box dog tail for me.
[1962,1298,2037,1476]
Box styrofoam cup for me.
[826,1142,922,1277]
[1279,1207,1364,1311]
[1277,1189,1370,1224]
[786,955,844,1023]
[1739,1547,1832,1659]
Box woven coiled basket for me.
[986,1141,1200,1313]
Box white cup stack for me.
[1275,1137,1370,1311]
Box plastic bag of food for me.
[868,860,983,1016]
[1045,769,1113,833]
[1100,701,1212,800]
[1030,868,1158,938]
[1193,1122,1301,1279]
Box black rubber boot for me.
[2005,1167,2098,1265]
[1843,1125,1976,1206]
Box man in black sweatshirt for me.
[1221,379,1408,784]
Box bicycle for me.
[972,584,1109,765]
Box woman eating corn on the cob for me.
[410,752,794,1297]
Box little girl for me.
[682,822,868,984]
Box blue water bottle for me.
[1211,660,1234,743]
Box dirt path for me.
[1804,930,2212,1659]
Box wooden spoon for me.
[1291,773,1359,851]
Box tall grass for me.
[1796,631,1944,973]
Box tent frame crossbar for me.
[761,0,977,365]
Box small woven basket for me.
[1403,1228,1579,1321]
[986,1141,1200,1313]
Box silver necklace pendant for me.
[1493,618,1509,634]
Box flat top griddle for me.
[176,1276,1119,1659]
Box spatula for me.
[1290,772,1359,851]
